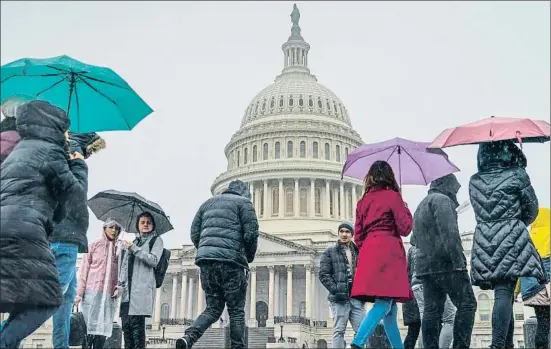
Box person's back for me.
[178,179,259,349]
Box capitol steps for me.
[193,328,226,348]
[247,327,275,348]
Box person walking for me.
[514,207,550,349]
[412,173,477,349]
[118,212,164,349]
[0,100,87,348]
[176,179,259,349]
[469,140,546,349]
[319,221,365,349]
[348,161,413,349]
[74,219,123,349]
[402,246,421,349]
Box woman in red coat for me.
[350,161,413,349]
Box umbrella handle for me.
[516,131,523,149]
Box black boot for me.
[176,336,191,349]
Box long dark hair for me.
[363,160,400,195]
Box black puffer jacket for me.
[469,141,545,289]
[319,242,359,303]
[191,180,259,269]
[0,101,86,313]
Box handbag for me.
[69,305,87,347]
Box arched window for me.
[272,188,279,216]
[336,145,341,162]
[263,143,268,160]
[285,188,294,215]
[312,142,319,159]
[298,95,304,107]
[478,294,491,321]
[279,96,284,107]
[252,145,258,162]
[259,189,264,216]
[300,188,308,215]
[315,187,321,215]
[161,303,170,320]
[275,142,281,159]
[287,141,293,158]
[270,97,275,109]
[244,148,248,165]
[229,151,234,169]
[300,141,306,158]
[317,98,323,109]
[237,151,240,167]
[308,96,314,107]
[345,147,349,157]
[289,95,294,107]
[324,143,330,160]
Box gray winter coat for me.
[469,141,545,289]
[118,232,163,316]
[191,180,259,269]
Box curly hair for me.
[363,160,400,195]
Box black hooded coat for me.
[469,140,545,289]
[191,180,259,269]
[0,101,86,313]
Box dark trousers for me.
[534,306,550,349]
[184,263,248,349]
[421,271,477,348]
[403,321,420,349]
[120,302,146,349]
[491,282,516,348]
[86,335,106,349]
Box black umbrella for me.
[88,190,174,235]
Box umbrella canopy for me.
[342,137,460,186]
[88,190,173,235]
[1,55,153,133]
[429,116,550,149]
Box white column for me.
[333,188,339,219]
[325,180,331,218]
[196,275,204,316]
[310,179,315,217]
[286,265,293,316]
[305,264,312,319]
[263,180,268,218]
[179,270,188,318]
[170,274,178,318]
[274,270,280,316]
[248,266,257,326]
[352,185,357,220]
[268,266,275,322]
[294,178,300,217]
[278,178,284,218]
[250,181,255,211]
[187,277,195,319]
[311,267,317,320]
[154,287,162,323]
[340,182,345,220]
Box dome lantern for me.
[281,4,311,75]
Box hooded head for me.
[68,132,106,159]
[16,100,69,147]
[224,179,251,199]
[136,211,156,235]
[477,140,527,172]
[430,174,461,206]
[1,95,33,119]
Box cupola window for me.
[308,96,314,107]
[317,98,323,109]
[270,97,275,109]
[279,96,284,107]
[262,99,266,111]
[298,95,304,107]
[289,95,294,107]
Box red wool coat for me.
[351,186,414,303]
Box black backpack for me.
[149,235,170,288]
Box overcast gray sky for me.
[2,1,549,248]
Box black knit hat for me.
[337,221,354,235]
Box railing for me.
[273,316,311,326]
[313,320,328,328]
[160,318,193,326]
[287,337,297,344]
[147,338,177,345]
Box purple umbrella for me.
[342,137,460,186]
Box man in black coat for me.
[411,174,477,349]
[319,221,365,349]
[177,179,259,349]
[0,101,87,348]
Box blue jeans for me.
[330,299,366,349]
[351,298,403,349]
[51,242,78,349]
[0,308,56,348]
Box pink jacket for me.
[77,232,119,298]
[0,131,21,163]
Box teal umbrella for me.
[1,55,153,133]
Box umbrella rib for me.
[80,74,131,90]
[1,73,64,84]
[385,147,398,162]
[35,76,70,98]
[74,80,81,131]
[400,147,428,184]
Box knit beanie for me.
[337,221,354,235]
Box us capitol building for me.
[19,5,534,349]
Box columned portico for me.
[248,266,258,326]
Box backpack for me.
[69,306,87,347]
[149,235,171,288]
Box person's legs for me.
[382,300,404,348]
[491,282,516,348]
[421,276,446,349]
[403,321,421,349]
[351,298,393,348]
[93,336,106,349]
[534,305,550,349]
[348,299,367,335]
[439,296,457,349]
[51,242,79,349]
[330,301,351,349]
[120,303,133,349]
[129,316,145,349]
[223,266,248,349]
[0,307,57,348]
[412,285,425,348]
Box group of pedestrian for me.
[316,140,549,349]
[0,97,166,349]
